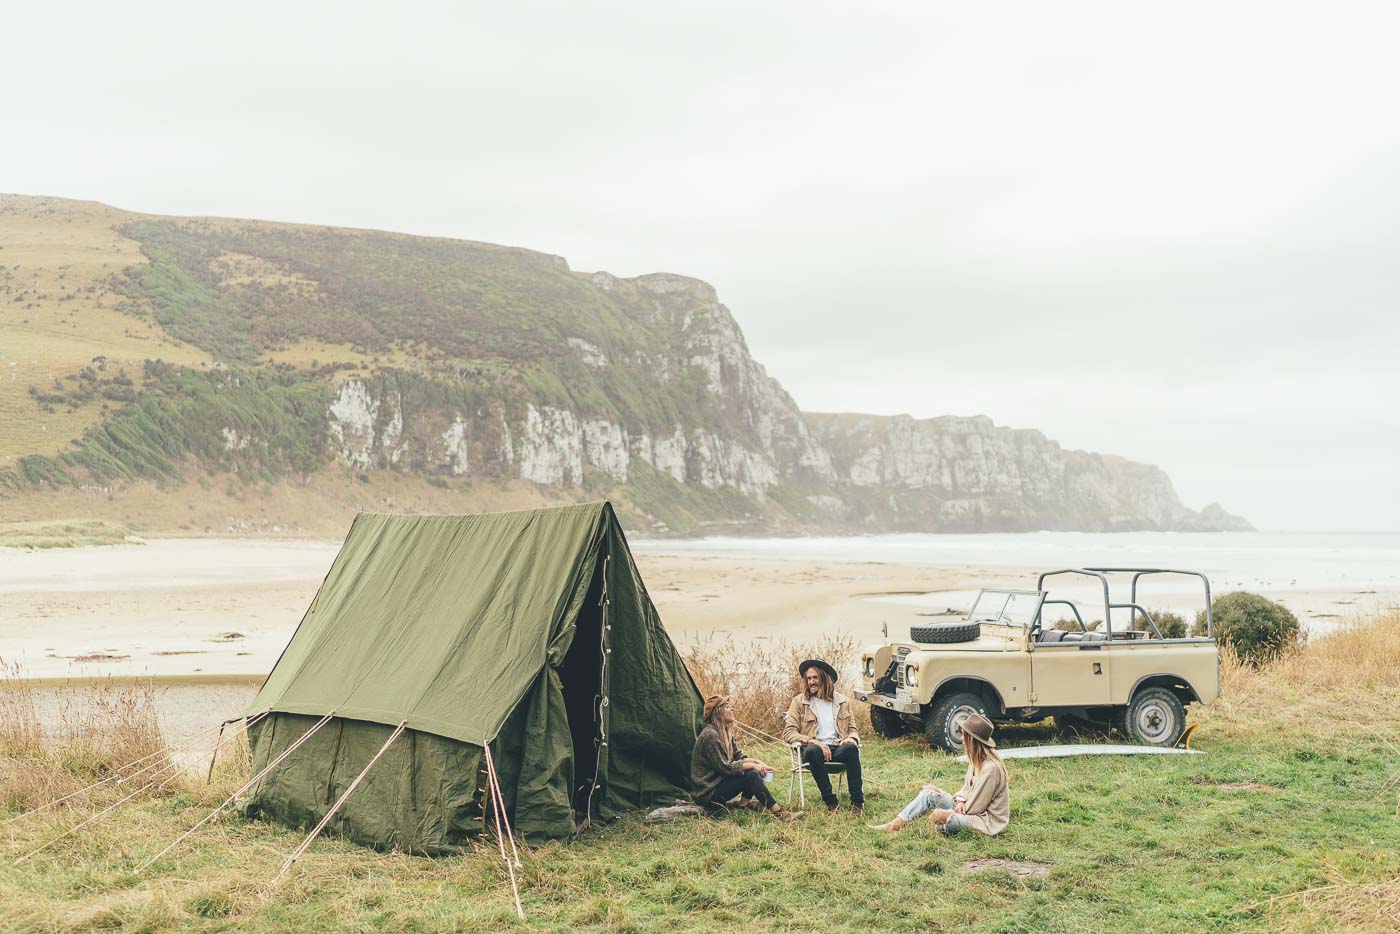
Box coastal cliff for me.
[0,194,1250,534]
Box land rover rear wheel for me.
[870,705,909,739]
[1115,687,1185,746]
[924,691,988,752]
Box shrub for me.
[1053,617,1101,632]
[1145,608,1187,639]
[1194,591,1302,665]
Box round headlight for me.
[864,658,875,677]
[905,667,919,687]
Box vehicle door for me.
[1029,603,1112,707]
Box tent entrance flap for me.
[559,552,606,817]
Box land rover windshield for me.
[968,589,1045,627]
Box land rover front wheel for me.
[924,691,988,752]
[1115,687,1185,746]
[870,706,909,739]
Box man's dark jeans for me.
[801,741,863,806]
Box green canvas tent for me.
[239,502,703,853]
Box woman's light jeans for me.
[896,787,968,834]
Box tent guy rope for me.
[483,743,525,920]
[1,719,225,827]
[272,721,407,884]
[138,711,335,872]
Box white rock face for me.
[442,415,470,476]
[567,337,608,369]
[327,381,377,469]
[686,430,777,495]
[380,394,405,465]
[582,419,628,482]
[651,428,689,483]
[221,427,249,452]
[518,404,583,486]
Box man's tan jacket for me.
[782,690,860,745]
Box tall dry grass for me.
[681,632,872,742]
[0,660,171,814]
[1205,609,1400,736]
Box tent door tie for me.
[408,730,417,812]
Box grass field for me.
[1,614,1396,932]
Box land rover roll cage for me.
[1031,567,1214,640]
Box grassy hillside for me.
[1,615,1396,931]
[110,216,715,434]
[0,197,208,475]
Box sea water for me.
[631,530,1400,591]
[632,530,1400,628]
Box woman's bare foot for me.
[870,817,908,832]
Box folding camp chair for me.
[787,742,851,809]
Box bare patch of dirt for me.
[960,859,1050,878]
[152,650,206,656]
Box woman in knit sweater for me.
[871,712,1009,835]
[691,694,804,820]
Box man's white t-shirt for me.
[811,697,839,743]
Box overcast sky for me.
[4,2,1397,530]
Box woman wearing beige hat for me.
[871,712,1008,835]
[691,694,804,820]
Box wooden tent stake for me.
[205,722,227,785]
[202,710,268,786]
[273,721,407,884]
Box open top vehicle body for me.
[854,567,1220,750]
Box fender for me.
[1128,672,1202,704]
[929,675,1008,715]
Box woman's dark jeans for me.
[708,770,776,809]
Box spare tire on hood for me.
[909,620,981,644]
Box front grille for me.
[894,663,906,688]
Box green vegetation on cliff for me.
[3,364,329,492]
[113,219,717,436]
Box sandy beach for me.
[3,534,1397,751]
[4,535,1395,683]
[1,538,1028,682]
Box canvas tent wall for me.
[239,502,702,853]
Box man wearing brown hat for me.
[782,658,864,814]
